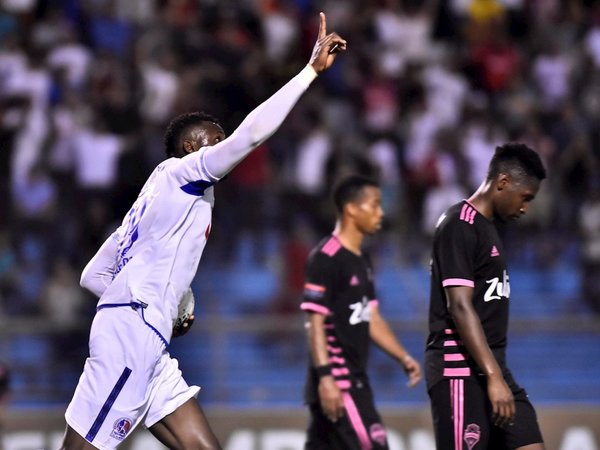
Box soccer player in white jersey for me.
[60,13,346,450]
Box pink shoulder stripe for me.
[321,236,342,256]
[459,203,476,225]
[443,278,474,288]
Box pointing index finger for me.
[319,12,327,39]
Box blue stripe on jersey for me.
[85,367,132,442]
[180,180,214,196]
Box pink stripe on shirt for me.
[442,278,474,288]
[300,302,330,315]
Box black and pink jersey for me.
[425,200,512,391]
[301,235,378,403]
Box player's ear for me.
[496,174,510,191]
[182,139,195,154]
[346,202,358,217]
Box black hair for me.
[486,143,546,184]
[163,111,220,157]
[332,174,380,216]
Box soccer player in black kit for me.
[300,174,422,450]
[425,143,547,450]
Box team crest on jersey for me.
[110,417,133,440]
[370,423,387,445]
[464,423,481,450]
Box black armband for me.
[315,364,332,378]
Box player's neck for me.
[468,181,494,220]
[333,222,363,255]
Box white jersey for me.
[81,65,318,344]
[100,149,218,343]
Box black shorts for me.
[428,378,543,450]
[305,386,388,450]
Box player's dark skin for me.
[445,172,545,450]
[306,185,421,423]
[59,11,346,450]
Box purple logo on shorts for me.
[110,417,133,440]
[370,423,387,445]
[464,423,481,450]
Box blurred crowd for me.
[2,0,600,324]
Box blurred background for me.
[1,0,600,448]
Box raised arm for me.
[446,286,515,427]
[201,12,346,179]
[369,305,421,387]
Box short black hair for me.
[163,111,220,157]
[332,174,380,215]
[486,142,546,184]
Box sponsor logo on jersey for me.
[464,423,481,449]
[484,270,510,302]
[370,423,387,445]
[350,275,360,286]
[110,417,132,440]
[349,297,371,324]
[490,245,500,257]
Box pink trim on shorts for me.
[342,391,372,450]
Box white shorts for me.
[65,305,200,450]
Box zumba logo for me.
[349,297,371,325]
[370,423,387,445]
[110,417,132,440]
[464,423,481,450]
[483,270,510,302]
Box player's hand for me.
[401,354,422,388]
[487,373,515,427]
[309,12,347,74]
[172,314,195,338]
[318,376,345,422]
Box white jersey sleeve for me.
[80,232,119,298]
[171,65,318,182]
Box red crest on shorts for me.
[110,417,133,440]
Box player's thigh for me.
[305,403,361,450]
[64,308,163,448]
[515,445,545,450]
[157,398,221,450]
[305,389,388,450]
[148,422,182,450]
[429,378,492,450]
[341,388,388,449]
[143,350,204,431]
[498,391,544,450]
[59,425,98,450]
